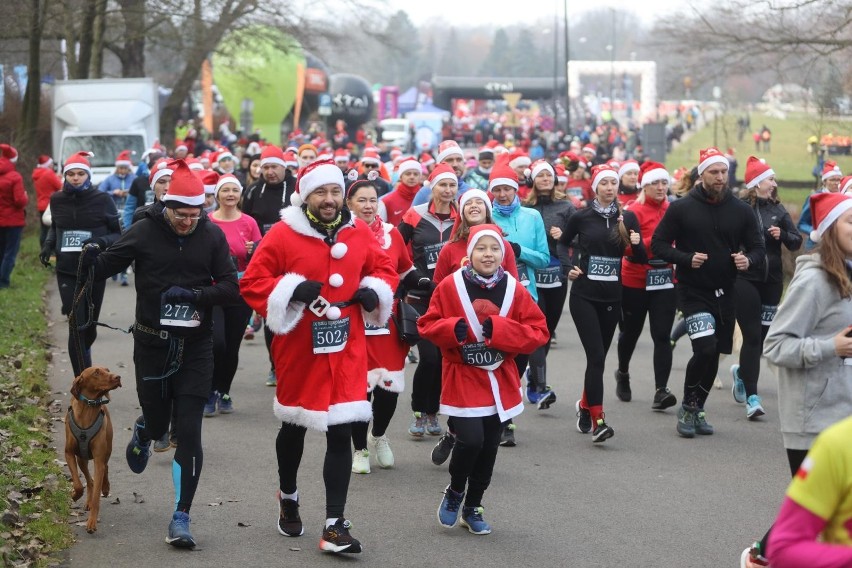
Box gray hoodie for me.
[763,253,852,450]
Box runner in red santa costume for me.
[418,224,548,535]
[240,159,398,554]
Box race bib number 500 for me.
[461,342,504,369]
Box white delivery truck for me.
[52,78,159,185]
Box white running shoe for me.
[351,449,370,474]
[369,433,394,469]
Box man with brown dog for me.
[81,159,239,548]
[65,366,121,534]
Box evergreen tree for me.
[479,28,512,77]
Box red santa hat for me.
[591,164,619,192]
[841,175,852,195]
[63,151,94,175]
[282,151,299,168]
[199,150,211,167]
[810,192,852,243]
[215,173,242,195]
[420,152,436,167]
[163,159,205,207]
[390,148,403,159]
[1,144,18,164]
[554,164,568,184]
[260,145,287,168]
[744,156,775,189]
[478,146,495,160]
[148,159,173,186]
[487,160,519,192]
[618,159,640,178]
[333,148,350,164]
[396,158,421,175]
[185,157,204,171]
[291,159,344,207]
[37,155,54,169]
[437,140,464,163]
[360,148,382,165]
[426,163,457,189]
[582,144,597,157]
[458,188,493,215]
[526,159,555,182]
[466,223,505,259]
[217,147,235,162]
[196,170,219,195]
[115,150,136,168]
[697,147,729,175]
[508,153,531,170]
[143,140,165,159]
[639,161,669,187]
[822,161,842,181]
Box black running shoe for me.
[277,492,304,537]
[499,423,516,447]
[537,388,557,410]
[615,370,632,402]
[575,400,592,433]
[319,518,361,553]
[652,387,677,410]
[592,419,614,443]
[431,431,455,465]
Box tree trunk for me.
[119,0,146,77]
[75,0,98,79]
[21,0,46,150]
[89,0,107,78]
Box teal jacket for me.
[492,205,550,301]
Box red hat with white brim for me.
[810,192,852,242]
[291,159,344,207]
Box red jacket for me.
[622,196,674,289]
[32,167,62,212]
[418,271,549,422]
[0,158,27,227]
[240,207,398,431]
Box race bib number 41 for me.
[685,312,716,340]
[312,317,350,354]
[60,230,92,252]
[587,255,620,282]
[424,242,446,270]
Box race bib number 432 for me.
[685,312,716,340]
[312,317,350,354]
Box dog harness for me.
[67,405,106,461]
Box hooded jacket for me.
[651,184,765,291]
[0,157,27,227]
[32,167,61,212]
[763,254,852,450]
[740,196,802,284]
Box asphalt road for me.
[48,274,790,568]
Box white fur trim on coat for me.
[359,275,394,328]
[328,400,373,426]
[274,399,330,431]
[266,273,307,335]
[367,368,405,393]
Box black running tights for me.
[351,388,399,450]
[277,422,352,518]
[448,414,502,508]
[410,301,442,414]
[617,286,676,389]
[735,278,782,397]
[212,302,252,395]
[569,294,621,408]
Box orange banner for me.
[202,59,213,134]
[293,63,306,130]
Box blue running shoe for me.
[731,364,747,403]
[203,391,218,417]
[218,392,233,414]
[460,506,492,535]
[537,388,556,410]
[526,386,542,405]
[166,511,196,548]
[437,486,465,528]
[746,394,765,420]
[125,416,151,474]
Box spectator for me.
[0,144,26,289]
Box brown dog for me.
[64,366,121,534]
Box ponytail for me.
[613,201,631,249]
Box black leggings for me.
[569,294,621,408]
[58,272,106,377]
[617,286,676,389]
[735,278,782,397]
[758,448,809,557]
[448,414,502,508]
[277,422,353,518]
[212,302,252,394]
[351,388,399,450]
[264,323,275,372]
[527,282,567,389]
[133,335,212,513]
[410,300,442,414]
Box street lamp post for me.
[564,0,570,133]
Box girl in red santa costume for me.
[418,224,548,535]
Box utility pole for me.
[564,0,570,133]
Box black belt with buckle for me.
[135,322,170,340]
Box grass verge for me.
[0,232,74,567]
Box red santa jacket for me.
[417,270,549,422]
[240,206,398,431]
[366,222,413,394]
[0,158,27,227]
[32,167,61,212]
[622,196,674,290]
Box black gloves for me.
[509,242,522,258]
[454,319,468,342]
[482,318,493,339]
[292,280,323,304]
[402,270,434,292]
[162,285,197,304]
[353,287,379,312]
[39,247,52,267]
[79,243,101,268]
[82,236,106,249]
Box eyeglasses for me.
[173,213,202,221]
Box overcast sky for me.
[389,0,692,26]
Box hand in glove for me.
[353,287,379,312]
[39,247,52,268]
[82,236,106,249]
[402,270,435,292]
[482,317,494,339]
[292,280,323,304]
[162,285,197,304]
[509,241,522,258]
[80,243,101,268]
[454,319,469,343]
